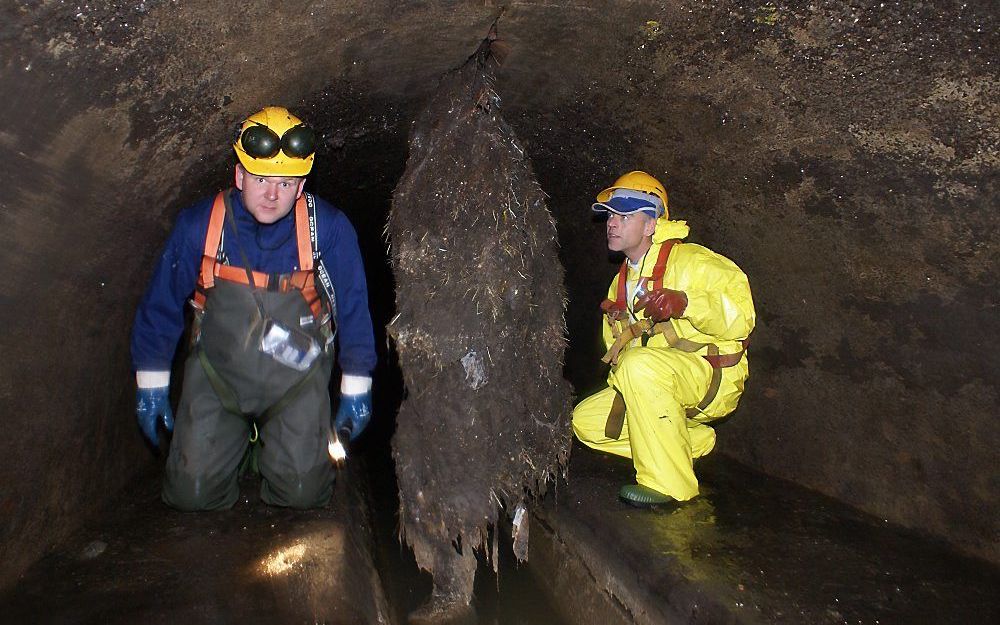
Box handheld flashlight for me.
[327,425,352,468]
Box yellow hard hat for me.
[233,106,316,176]
[596,171,669,219]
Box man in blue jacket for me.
[131,106,376,510]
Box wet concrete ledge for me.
[0,464,392,625]
[531,445,1000,625]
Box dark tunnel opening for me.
[1,0,998,622]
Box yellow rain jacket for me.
[572,218,755,500]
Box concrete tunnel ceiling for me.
[0,0,996,587]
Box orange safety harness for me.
[602,238,751,437]
[612,238,679,311]
[192,191,329,320]
[601,238,749,369]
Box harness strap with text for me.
[305,193,337,330]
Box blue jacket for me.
[131,190,376,377]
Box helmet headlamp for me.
[233,106,316,176]
[239,122,316,160]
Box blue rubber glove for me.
[136,387,174,446]
[333,391,372,442]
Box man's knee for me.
[570,400,591,431]
[162,470,238,512]
[571,409,593,443]
[261,465,334,509]
[571,387,616,442]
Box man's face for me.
[234,165,306,224]
[606,211,656,259]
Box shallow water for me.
[0,446,568,625]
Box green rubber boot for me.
[619,484,674,507]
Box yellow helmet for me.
[233,106,316,176]
[596,171,669,219]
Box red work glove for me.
[635,288,688,322]
[600,298,627,322]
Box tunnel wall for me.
[506,0,998,564]
[0,0,995,588]
[0,0,496,589]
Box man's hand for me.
[600,298,628,321]
[334,391,373,442]
[635,288,688,322]
[136,387,174,446]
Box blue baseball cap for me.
[592,188,665,218]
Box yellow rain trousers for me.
[572,219,755,501]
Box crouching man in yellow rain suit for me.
[572,171,755,506]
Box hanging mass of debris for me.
[387,31,573,620]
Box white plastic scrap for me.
[461,349,487,390]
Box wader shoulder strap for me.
[258,359,324,423]
[197,346,242,416]
[221,191,269,323]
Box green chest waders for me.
[163,278,336,511]
[197,279,330,420]
[162,197,337,512]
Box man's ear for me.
[643,215,657,237]
[295,177,306,199]
[234,164,245,191]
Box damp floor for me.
[535,443,1000,625]
[0,464,391,625]
[0,453,567,625]
[3,444,997,625]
